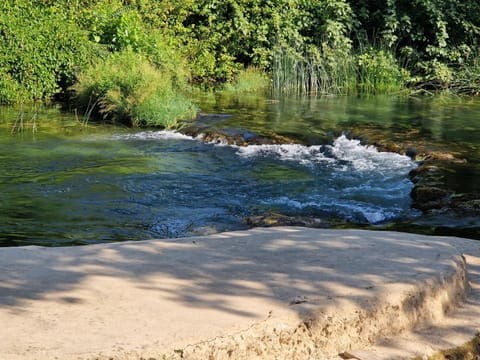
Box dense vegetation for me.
[1,0,479,126]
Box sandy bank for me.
[1,227,480,359]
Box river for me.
[1,94,480,246]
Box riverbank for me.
[1,227,480,359]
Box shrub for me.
[356,48,410,94]
[139,30,191,89]
[0,71,24,104]
[0,1,94,103]
[79,0,144,52]
[72,49,197,128]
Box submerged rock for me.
[344,126,479,222]
[183,127,299,146]
[409,164,441,181]
[451,196,480,215]
[245,213,331,228]
[423,152,468,164]
[181,113,301,146]
[411,186,452,211]
[408,149,471,214]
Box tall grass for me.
[271,45,409,95]
[71,49,197,128]
[224,66,270,93]
[271,46,356,95]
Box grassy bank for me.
[72,49,197,128]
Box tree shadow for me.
[0,227,468,315]
[1,227,479,359]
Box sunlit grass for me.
[224,66,270,93]
[72,49,197,128]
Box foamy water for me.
[2,129,418,245]
[111,131,417,225]
[236,135,413,171]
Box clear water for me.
[0,127,416,246]
[1,95,480,246]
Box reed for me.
[271,44,408,96]
[271,46,357,95]
[10,102,39,133]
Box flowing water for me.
[1,95,480,246]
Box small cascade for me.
[1,130,419,245]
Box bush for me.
[72,49,197,128]
[350,0,480,90]
[140,30,191,89]
[0,71,24,104]
[0,1,94,103]
[356,48,409,94]
[78,0,144,52]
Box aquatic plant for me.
[271,44,409,96]
[271,46,355,95]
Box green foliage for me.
[356,48,409,94]
[272,45,356,95]
[270,0,356,94]
[272,44,408,95]
[72,49,197,128]
[132,91,197,128]
[140,31,191,89]
[1,0,480,105]
[224,67,270,93]
[0,1,94,103]
[446,53,480,95]
[0,71,24,104]
[173,0,356,84]
[79,1,144,52]
[349,0,480,87]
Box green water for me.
[197,93,480,144]
[196,93,480,190]
[1,95,480,246]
